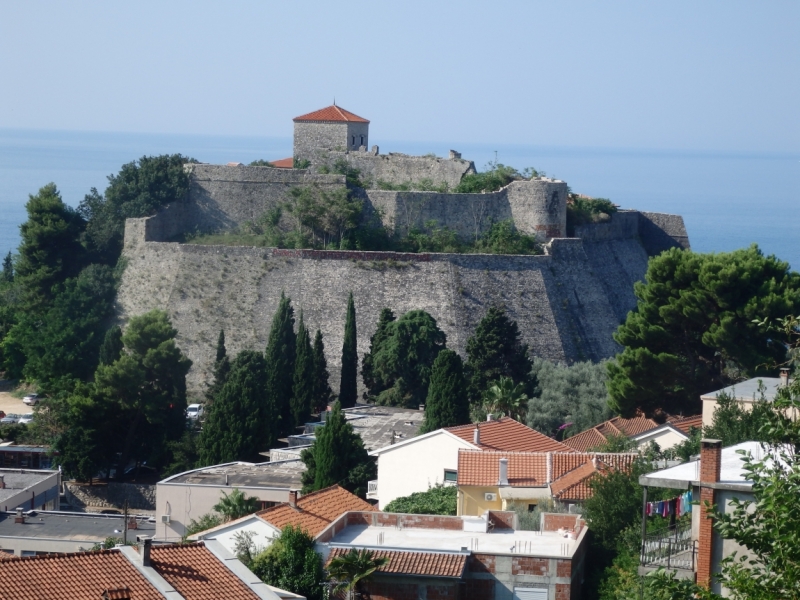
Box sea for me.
[0,128,797,269]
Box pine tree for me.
[312,330,332,413]
[206,329,230,404]
[2,252,13,283]
[292,313,314,430]
[98,325,123,366]
[420,349,469,433]
[465,306,534,403]
[300,401,375,497]
[265,293,296,436]
[339,292,358,408]
[199,350,270,465]
[361,308,396,399]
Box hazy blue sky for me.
[1,1,797,152]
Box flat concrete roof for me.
[0,469,57,504]
[640,441,768,490]
[0,511,156,543]
[303,405,424,452]
[329,524,580,558]
[161,459,305,489]
[700,377,784,402]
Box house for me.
[368,417,573,509]
[0,468,60,513]
[0,537,300,600]
[562,414,701,452]
[155,459,305,541]
[0,444,54,469]
[700,371,795,428]
[457,449,638,515]
[317,510,589,600]
[638,439,769,595]
[190,484,376,555]
[0,510,156,556]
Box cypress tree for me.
[2,251,13,283]
[206,329,230,404]
[300,401,375,497]
[265,292,296,436]
[361,308,396,399]
[338,292,357,408]
[215,329,227,364]
[420,349,469,433]
[98,325,123,366]
[291,313,314,429]
[465,306,534,403]
[312,330,332,413]
[199,350,270,465]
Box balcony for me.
[638,522,697,579]
[366,480,378,500]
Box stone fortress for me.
[116,104,690,396]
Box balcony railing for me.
[640,522,696,572]
[366,480,378,499]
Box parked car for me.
[186,403,204,420]
[18,413,34,425]
[1,414,21,424]
[22,393,40,406]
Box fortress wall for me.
[321,151,476,189]
[506,180,568,239]
[638,211,691,254]
[117,228,628,396]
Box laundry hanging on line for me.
[645,490,692,517]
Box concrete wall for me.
[0,470,60,513]
[374,432,473,509]
[634,428,687,451]
[459,485,504,516]
[327,150,476,189]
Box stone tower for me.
[292,104,370,165]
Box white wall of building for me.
[372,431,474,509]
[192,514,279,555]
[634,427,688,451]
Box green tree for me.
[250,525,325,600]
[481,376,528,421]
[327,548,390,600]
[199,350,270,465]
[454,162,523,193]
[466,306,533,403]
[703,390,777,446]
[339,292,358,408]
[300,401,375,497]
[94,310,192,477]
[420,350,469,433]
[384,485,457,515]
[473,220,542,255]
[206,329,230,404]
[99,325,124,366]
[526,358,612,437]
[607,245,800,417]
[79,154,193,262]
[361,308,396,398]
[16,183,86,306]
[265,293,296,436]
[365,310,447,408]
[185,513,223,537]
[2,252,13,283]
[213,487,260,521]
[311,329,332,413]
[292,313,314,429]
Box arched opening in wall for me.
[360,135,365,146]
[352,136,355,147]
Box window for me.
[528,504,537,512]
[351,136,355,146]
[513,588,548,600]
[360,135,365,146]
[260,501,277,510]
[444,470,457,482]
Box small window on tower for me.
[360,135,364,146]
[352,136,355,146]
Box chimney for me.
[138,537,152,567]
[697,439,722,589]
[14,507,25,524]
[486,414,495,422]
[0,475,5,489]
[473,426,480,446]
[498,458,509,486]
[288,490,298,508]
[591,455,599,469]
[780,368,790,387]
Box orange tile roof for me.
[257,485,376,537]
[667,414,702,434]
[269,157,294,168]
[447,417,574,453]
[561,428,608,452]
[151,543,259,600]
[457,450,548,487]
[562,416,659,451]
[293,105,369,123]
[0,550,163,600]
[327,548,466,578]
[550,454,638,501]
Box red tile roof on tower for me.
[257,484,376,537]
[327,548,467,578]
[562,416,659,451]
[269,157,294,168]
[446,417,574,453]
[293,105,369,123]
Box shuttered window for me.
[513,587,548,600]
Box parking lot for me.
[0,381,32,418]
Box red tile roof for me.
[550,454,637,501]
[457,450,548,487]
[294,105,369,123]
[667,414,702,434]
[257,485,376,537]
[562,416,659,451]
[151,543,260,600]
[0,550,163,600]
[269,157,294,168]
[447,417,574,453]
[327,548,466,578]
